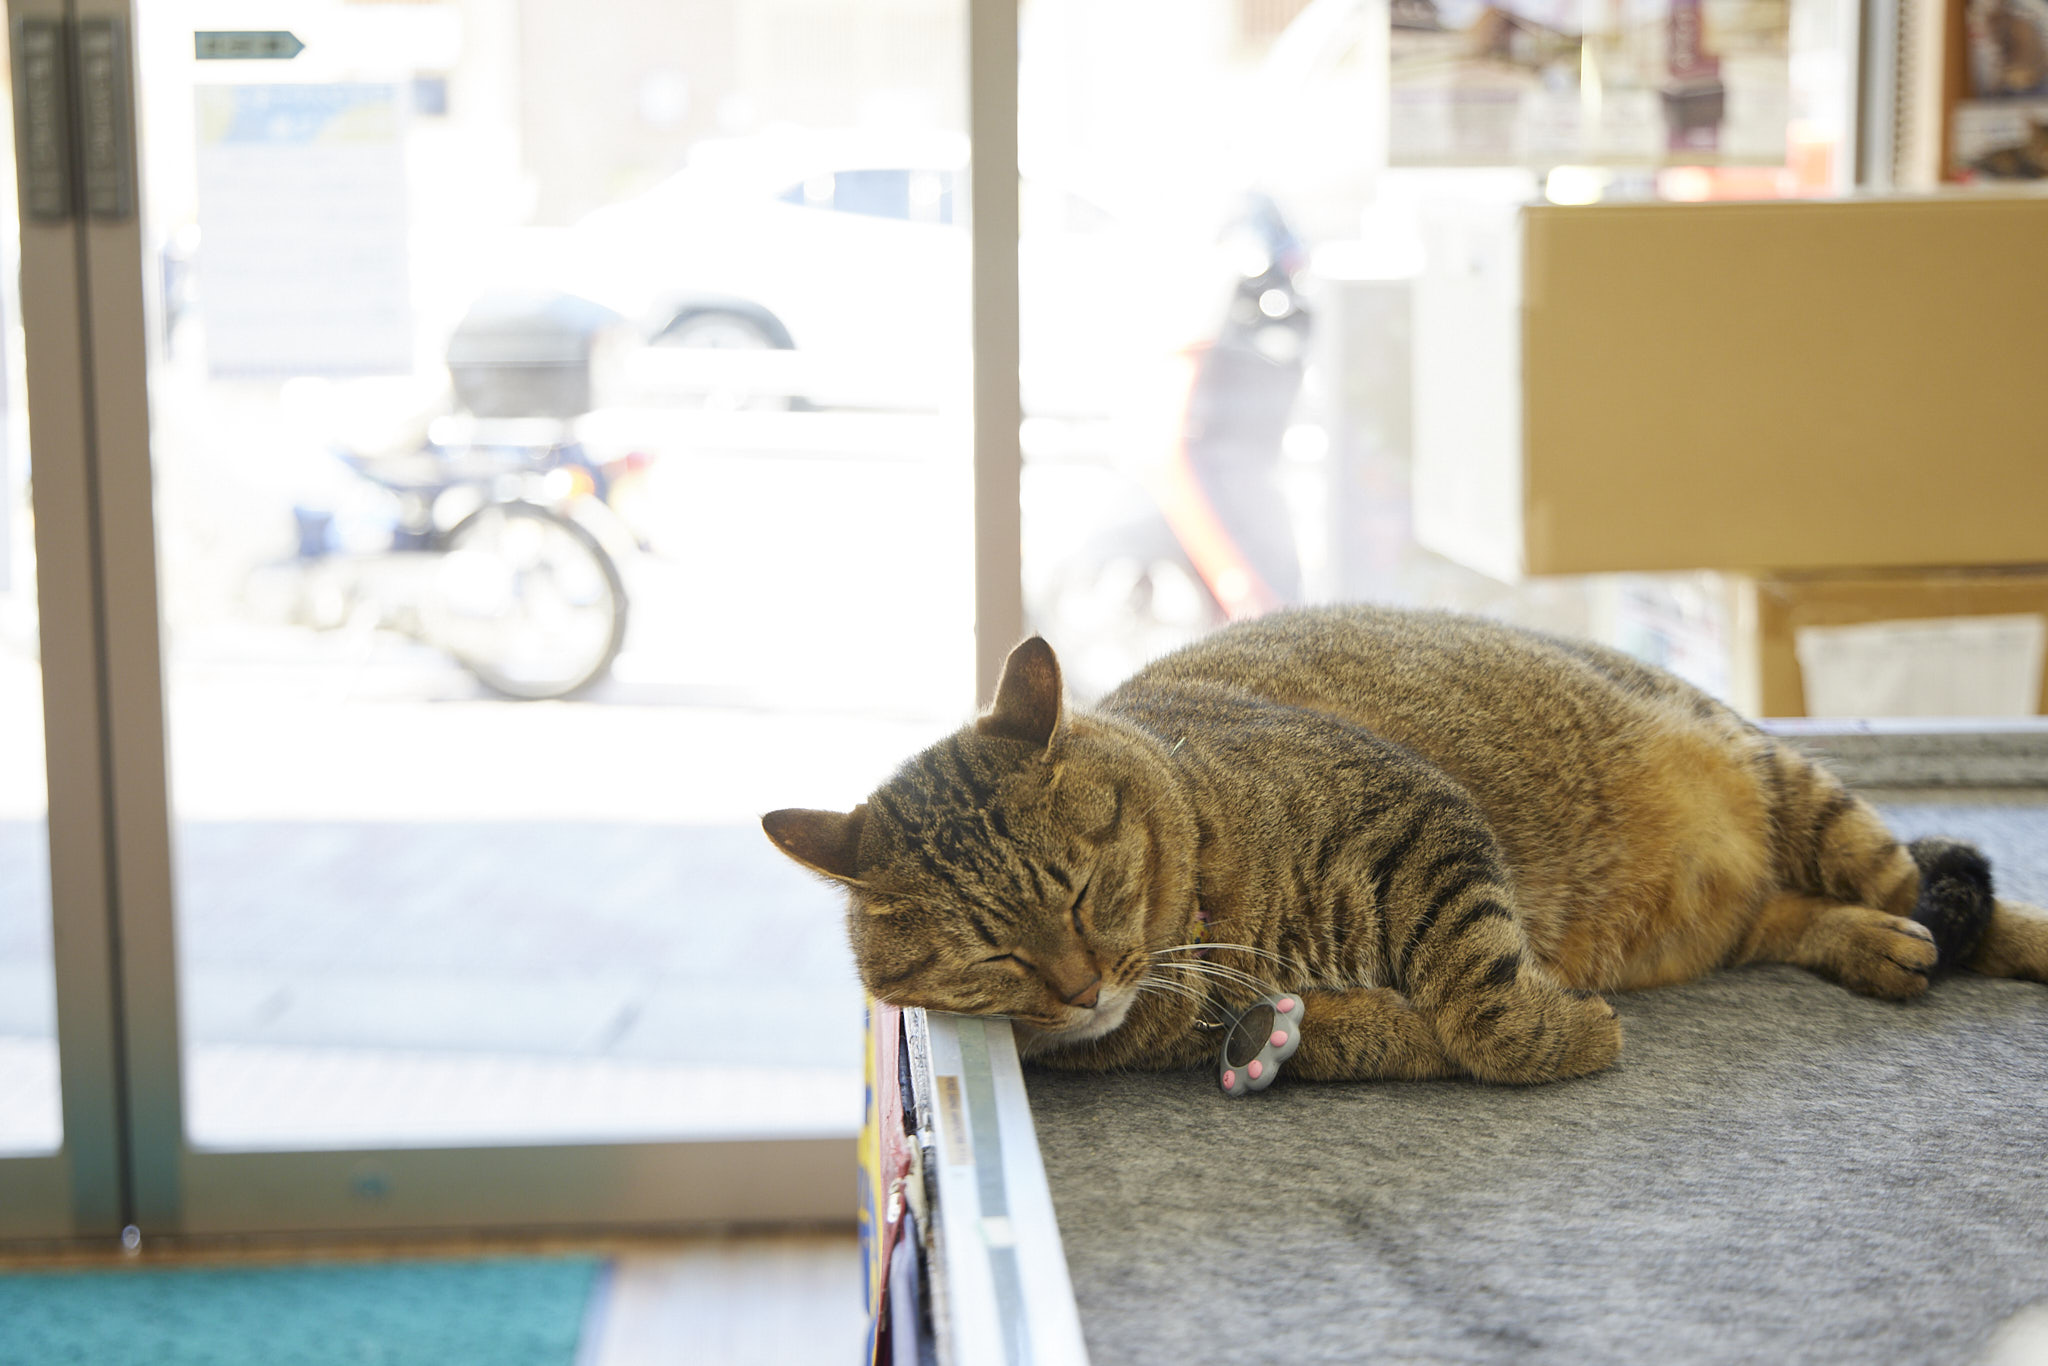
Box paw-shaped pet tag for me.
[1219,995,1302,1095]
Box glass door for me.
[81,0,978,1234]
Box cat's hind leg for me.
[1736,891,1938,998]
[1762,746,1994,971]
[1739,821,2006,996]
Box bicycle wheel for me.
[429,500,627,700]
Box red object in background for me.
[1147,344,1283,622]
[1657,164,1802,200]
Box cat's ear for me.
[762,805,869,884]
[977,636,1063,750]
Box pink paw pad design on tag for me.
[1217,994,1304,1096]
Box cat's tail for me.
[1906,838,1997,973]
[1969,896,2048,983]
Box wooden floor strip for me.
[580,1233,865,1366]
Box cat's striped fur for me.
[764,607,2048,1083]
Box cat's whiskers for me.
[1134,969,1209,1000]
[1155,940,1292,968]
[1133,974,1229,1024]
[1156,947,1274,976]
[1154,964,1273,1001]
[1150,952,1278,995]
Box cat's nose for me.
[1044,952,1101,1008]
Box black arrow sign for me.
[195,31,305,61]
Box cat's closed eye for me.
[1066,876,1093,933]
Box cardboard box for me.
[1746,568,2048,717]
[1413,194,2048,580]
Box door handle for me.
[14,16,73,222]
[76,16,134,221]
[9,12,136,223]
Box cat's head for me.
[763,637,1189,1050]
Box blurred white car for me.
[511,128,1216,415]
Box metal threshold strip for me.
[902,1009,1089,1366]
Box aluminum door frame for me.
[0,0,131,1239]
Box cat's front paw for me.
[1442,983,1622,1083]
[1552,991,1623,1078]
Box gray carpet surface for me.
[1025,790,2048,1365]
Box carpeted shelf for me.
[1026,790,2048,1365]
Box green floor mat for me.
[0,1254,602,1366]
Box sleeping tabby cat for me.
[764,607,2048,1082]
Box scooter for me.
[1032,191,1314,697]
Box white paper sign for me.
[1795,614,2048,718]
[1,437,12,594]
[194,84,412,377]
